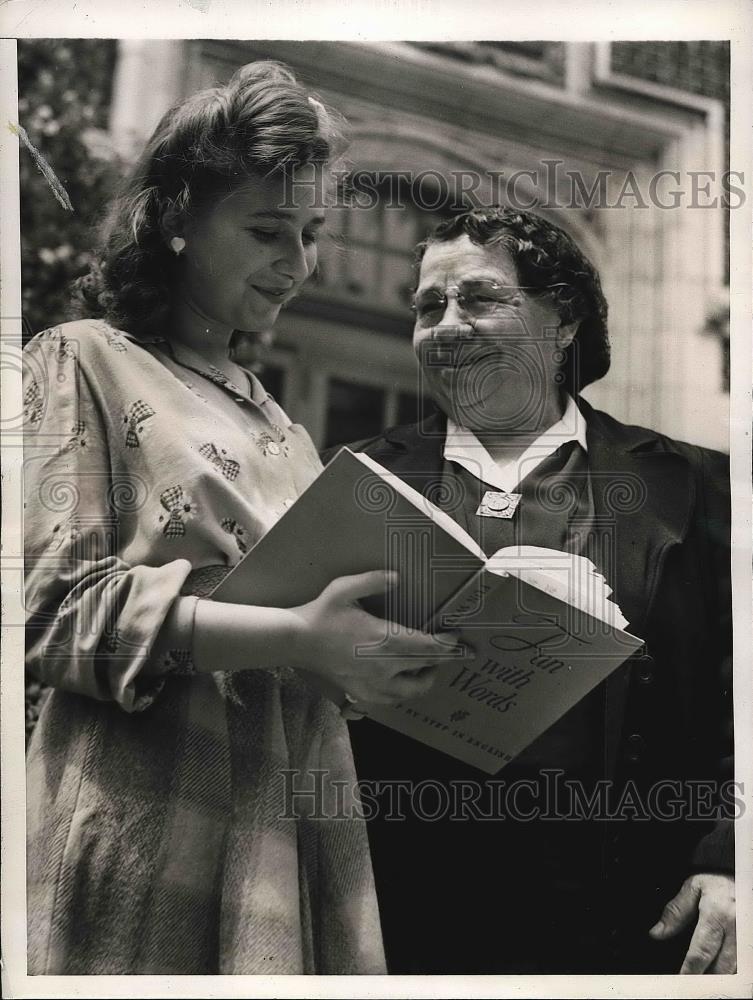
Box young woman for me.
[23,60,455,975]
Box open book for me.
[211,447,643,773]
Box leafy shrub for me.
[19,38,120,343]
[19,39,120,741]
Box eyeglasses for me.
[410,280,570,327]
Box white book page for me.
[485,545,630,630]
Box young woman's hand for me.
[288,571,471,706]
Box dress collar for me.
[116,326,290,426]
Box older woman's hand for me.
[649,873,736,973]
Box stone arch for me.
[346,125,606,265]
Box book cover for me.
[210,447,643,772]
[365,566,642,772]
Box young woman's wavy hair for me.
[72,60,347,338]
[416,206,610,392]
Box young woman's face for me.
[177,164,326,333]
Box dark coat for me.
[322,399,733,974]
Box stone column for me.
[108,40,188,162]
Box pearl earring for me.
[170,236,186,256]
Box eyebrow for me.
[247,211,326,225]
[415,276,511,292]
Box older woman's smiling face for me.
[412,235,578,434]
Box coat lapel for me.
[580,400,696,776]
[367,411,448,494]
[583,402,695,630]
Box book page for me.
[485,545,630,630]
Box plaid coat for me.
[24,321,386,975]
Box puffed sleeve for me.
[23,328,194,711]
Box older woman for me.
[22,61,458,975]
[333,207,734,975]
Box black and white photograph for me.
[1,2,751,996]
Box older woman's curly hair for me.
[417,207,610,391]
[72,60,347,339]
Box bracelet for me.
[189,595,200,652]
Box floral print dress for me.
[23,319,386,975]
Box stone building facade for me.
[109,40,731,451]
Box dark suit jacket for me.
[323,399,733,972]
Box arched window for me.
[261,173,464,448]
[312,171,460,324]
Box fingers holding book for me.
[341,664,449,719]
[288,569,475,709]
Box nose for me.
[436,288,469,326]
[436,290,468,327]
[274,233,312,283]
[430,293,478,344]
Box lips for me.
[432,344,500,369]
[251,285,293,305]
